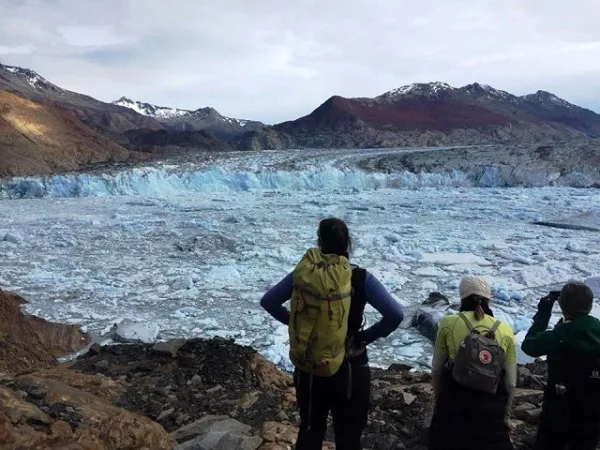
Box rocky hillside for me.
[113,97,266,141]
[0,90,133,177]
[240,82,600,150]
[0,289,89,373]
[0,63,231,176]
[0,287,548,450]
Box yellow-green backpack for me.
[289,248,353,377]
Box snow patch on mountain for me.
[112,97,190,120]
[461,83,517,102]
[1,64,54,90]
[375,81,579,112]
[378,82,455,100]
[112,97,254,127]
[523,91,576,109]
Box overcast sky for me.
[1,0,599,123]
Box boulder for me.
[172,415,250,444]
[172,415,261,450]
[247,354,292,391]
[152,339,188,358]
[258,422,334,449]
[516,407,542,425]
[399,392,417,407]
[513,389,543,405]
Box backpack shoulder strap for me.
[490,320,501,334]
[458,312,474,331]
[351,266,366,297]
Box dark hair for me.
[460,294,493,320]
[318,217,351,259]
[559,281,594,319]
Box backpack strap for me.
[490,320,501,335]
[458,312,474,331]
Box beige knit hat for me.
[459,275,492,300]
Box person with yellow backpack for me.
[261,217,404,450]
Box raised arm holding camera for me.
[522,282,600,450]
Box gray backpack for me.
[452,313,505,394]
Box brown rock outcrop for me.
[0,90,132,177]
[0,290,89,374]
[0,374,175,449]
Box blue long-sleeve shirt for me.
[260,271,404,345]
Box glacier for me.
[1,157,598,200]
[0,148,599,370]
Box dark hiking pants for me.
[534,395,600,450]
[294,363,370,450]
[428,368,513,450]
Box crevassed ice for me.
[1,165,597,199]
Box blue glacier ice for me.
[1,164,596,200]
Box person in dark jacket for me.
[428,275,516,450]
[260,218,404,450]
[522,281,600,450]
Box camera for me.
[548,290,561,301]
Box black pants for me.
[429,369,513,450]
[534,394,600,450]
[294,363,370,450]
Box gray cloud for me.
[1,0,599,123]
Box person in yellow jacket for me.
[428,275,517,450]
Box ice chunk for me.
[585,277,600,298]
[171,307,203,318]
[420,253,491,266]
[205,266,242,286]
[510,291,524,302]
[535,212,600,232]
[385,233,401,243]
[260,323,292,371]
[172,276,194,290]
[194,318,220,330]
[513,316,533,333]
[114,319,159,343]
[495,290,511,302]
[592,302,600,320]
[566,241,590,254]
[496,251,536,265]
[515,330,535,364]
[415,266,448,277]
[1,232,21,244]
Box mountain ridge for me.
[111,96,266,141]
[2,62,600,175]
[239,81,600,150]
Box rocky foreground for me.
[0,289,546,449]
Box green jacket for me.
[522,309,600,383]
